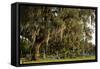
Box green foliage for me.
[19,6,96,62]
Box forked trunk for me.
[31,30,50,61]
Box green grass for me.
[20,56,95,64]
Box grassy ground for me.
[20,56,95,64]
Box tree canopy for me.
[19,6,96,62]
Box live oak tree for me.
[20,6,96,61]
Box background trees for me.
[19,5,96,61]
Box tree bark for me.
[32,43,41,61]
[35,43,41,60]
[31,30,50,61]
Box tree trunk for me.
[31,30,50,61]
[43,48,46,59]
[32,43,41,61]
[35,43,41,60]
